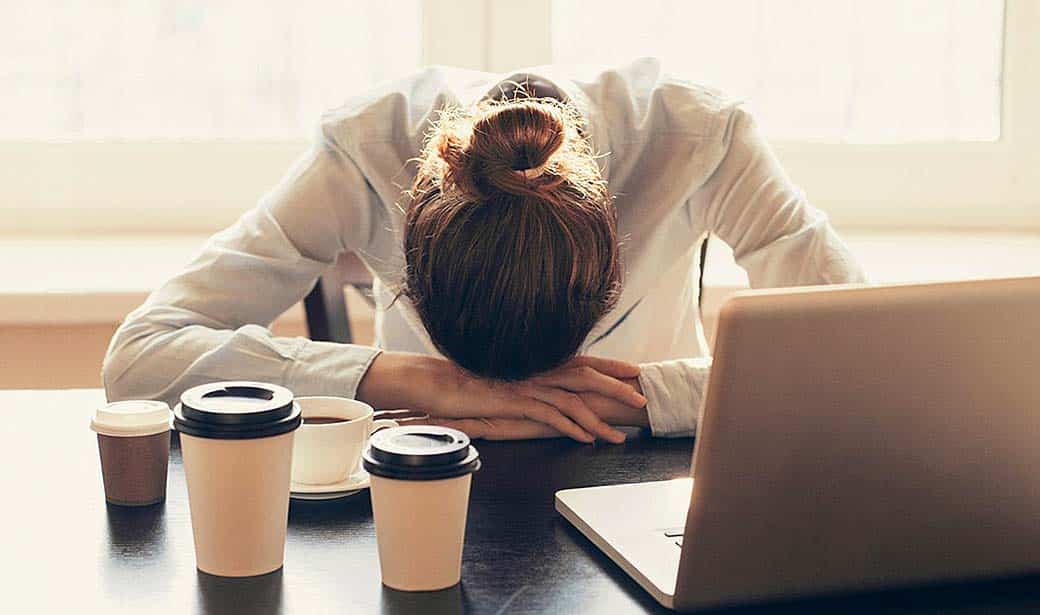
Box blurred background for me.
[3,0,1037,388]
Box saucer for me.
[290,489,363,501]
[290,469,370,500]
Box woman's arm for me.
[629,107,870,438]
[694,108,868,288]
[102,134,381,409]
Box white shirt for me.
[103,58,867,437]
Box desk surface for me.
[3,389,1040,615]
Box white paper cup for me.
[291,397,397,486]
[369,473,473,591]
[174,382,302,578]
[180,430,295,577]
[363,426,481,591]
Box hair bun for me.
[449,101,568,199]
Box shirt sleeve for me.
[695,107,868,287]
[102,127,384,409]
[639,357,712,438]
[641,107,869,437]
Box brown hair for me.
[403,96,621,380]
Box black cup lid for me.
[363,426,480,481]
[173,381,301,439]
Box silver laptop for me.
[557,276,1040,611]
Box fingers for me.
[568,355,641,380]
[532,366,647,408]
[517,397,597,443]
[477,418,564,440]
[427,376,596,444]
[525,384,626,444]
[577,391,651,428]
[463,383,592,444]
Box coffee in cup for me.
[90,400,172,506]
[174,381,302,577]
[363,426,481,591]
[292,397,397,486]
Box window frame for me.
[3,0,1035,235]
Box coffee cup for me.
[90,400,172,506]
[363,426,481,591]
[173,381,302,577]
[291,397,397,486]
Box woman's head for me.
[403,96,620,380]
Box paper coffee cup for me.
[363,426,480,591]
[90,400,172,506]
[174,382,302,578]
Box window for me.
[3,0,1035,234]
[1,2,422,140]
[552,0,1004,143]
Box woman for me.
[103,58,866,442]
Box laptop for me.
[556,276,1040,611]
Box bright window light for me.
[1,1,422,140]
[552,0,1004,143]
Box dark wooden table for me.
[4,389,1040,614]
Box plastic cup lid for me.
[363,426,480,481]
[91,400,172,437]
[173,381,302,440]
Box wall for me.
[2,293,374,390]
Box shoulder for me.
[559,57,744,139]
[317,66,495,153]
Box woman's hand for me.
[383,378,649,441]
[577,378,650,428]
[357,352,646,443]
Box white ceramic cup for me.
[291,397,397,485]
